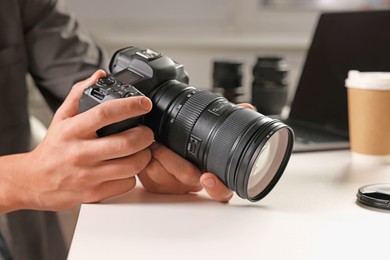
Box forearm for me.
[0,153,34,214]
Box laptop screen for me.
[289,10,390,136]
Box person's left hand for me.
[137,142,233,203]
[138,103,254,203]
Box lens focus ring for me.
[168,90,219,157]
[207,109,262,185]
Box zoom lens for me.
[145,80,294,202]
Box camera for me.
[79,46,294,202]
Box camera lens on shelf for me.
[212,60,243,103]
[252,56,289,115]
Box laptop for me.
[285,10,390,152]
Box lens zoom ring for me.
[168,90,218,156]
[207,109,259,177]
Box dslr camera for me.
[79,46,294,202]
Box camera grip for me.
[78,76,144,137]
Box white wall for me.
[67,0,322,103]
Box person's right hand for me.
[1,70,154,212]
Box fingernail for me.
[202,178,216,188]
[139,97,152,111]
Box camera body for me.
[79,47,188,136]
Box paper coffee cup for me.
[345,70,390,164]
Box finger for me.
[74,96,152,137]
[138,168,201,194]
[200,173,233,203]
[82,177,137,203]
[93,148,151,183]
[150,143,202,187]
[61,148,150,189]
[83,125,154,161]
[54,69,107,122]
[141,158,178,185]
[237,103,255,111]
[141,157,202,191]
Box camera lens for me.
[252,56,289,115]
[145,80,294,202]
[212,61,243,102]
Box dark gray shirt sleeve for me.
[21,0,106,110]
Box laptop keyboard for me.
[290,124,347,144]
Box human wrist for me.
[0,152,36,213]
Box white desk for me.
[68,150,390,260]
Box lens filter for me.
[247,128,290,199]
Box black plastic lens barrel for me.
[145,80,294,201]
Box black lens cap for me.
[356,184,390,210]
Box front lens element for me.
[247,128,290,199]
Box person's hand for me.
[138,142,233,203]
[0,70,154,212]
[138,102,255,203]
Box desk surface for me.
[68,150,390,260]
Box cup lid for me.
[357,183,390,210]
[345,70,390,90]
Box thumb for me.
[54,69,107,122]
[200,173,233,203]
